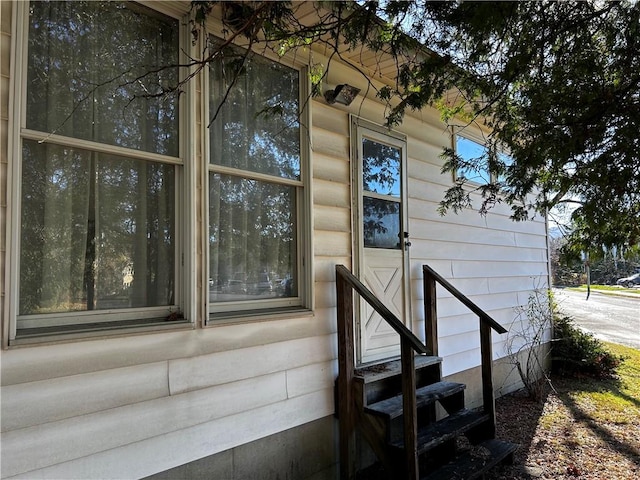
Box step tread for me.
[354,355,442,384]
[421,439,517,480]
[389,409,491,453]
[364,381,465,418]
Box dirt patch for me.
[491,375,640,479]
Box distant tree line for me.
[550,237,640,286]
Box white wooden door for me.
[352,117,411,364]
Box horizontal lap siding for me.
[1,332,340,478]
[0,87,353,480]
[403,117,549,377]
[0,312,337,385]
[168,335,336,395]
[1,18,550,479]
[0,362,170,432]
[2,373,288,477]
[4,390,335,480]
[310,99,352,320]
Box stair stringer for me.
[353,378,402,475]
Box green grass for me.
[567,343,640,423]
[569,284,640,295]
[524,343,639,478]
[540,342,640,426]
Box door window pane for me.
[19,141,175,316]
[27,1,179,156]
[209,40,300,180]
[363,198,401,249]
[362,139,401,197]
[209,174,297,303]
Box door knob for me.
[403,232,411,250]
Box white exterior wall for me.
[0,2,549,478]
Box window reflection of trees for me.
[209,176,296,300]
[20,143,175,315]
[209,42,300,180]
[362,139,401,196]
[27,1,179,155]
[19,1,179,318]
[208,40,300,302]
[362,139,402,249]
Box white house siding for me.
[0,2,549,479]
[312,55,550,378]
[406,136,550,377]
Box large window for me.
[207,39,304,314]
[15,1,182,336]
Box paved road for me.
[553,288,640,349]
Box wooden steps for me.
[390,409,490,453]
[364,382,465,419]
[355,355,442,384]
[351,356,516,480]
[355,438,517,480]
[421,439,517,480]
[335,264,515,480]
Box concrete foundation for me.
[144,416,339,480]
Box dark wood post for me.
[479,319,496,438]
[423,266,438,356]
[401,339,419,480]
[336,267,356,479]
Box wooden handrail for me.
[335,264,425,480]
[336,264,509,479]
[422,264,507,334]
[336,265,428,354]
[422,264,509,440]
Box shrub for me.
[552,315,624,378]
[504,287,553,402]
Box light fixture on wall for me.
[324,84,361,106]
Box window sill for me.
[10,318,193,347]
[208,306,314,326]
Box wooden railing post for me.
[423,263,506,442]
[401,339,419,480]
[479,320,496,438]
[336,269,356,480]
[423,267,438,356]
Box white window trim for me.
[202,39,313,323]
[5,1,194,344]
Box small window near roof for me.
[455,135,491,184]
[496,151,514,184]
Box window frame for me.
[359,130,406,251]
[453,132,512,185]
[6,1,193,344]
[203,37,312,323]
[453,133,492,185]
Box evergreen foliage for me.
[552,315,624,378]
[192,0,639,252]
[53,1,640,253]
